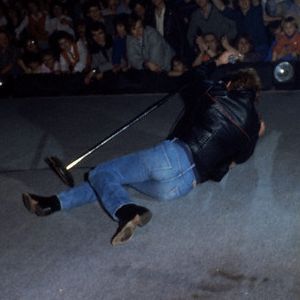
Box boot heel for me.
[22,193,37,214]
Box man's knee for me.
[88,164,119,185]
[158,187,180,201]
[88,165,107,182]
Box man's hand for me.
[215,50,241,66]
[144,61,162,72]
[195,36,208,52]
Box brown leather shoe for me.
[111,205,152,246]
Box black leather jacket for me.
[171,77,260,183]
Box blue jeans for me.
[58,139,197,220]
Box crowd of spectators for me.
[1,0,300,95]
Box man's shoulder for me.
[144,26,159,35]
[144,26,163,41]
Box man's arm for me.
[126,36,144,70]
[231,119,266,167]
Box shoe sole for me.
[22,193,50,216]
[111,211,152,246]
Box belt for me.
[173,139,200,184]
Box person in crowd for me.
[102,0,120,16]
[129,0,150,22]
[22,50,265,246]
[0,3,8,29]
[211,0,270,59]
[17,37,41,74]
[266,0,300,28]
[272,16,300,61]
[172,0,198,27]
[84,22,115,84]
[22,52,42,73]
[40,49,61,74]
[84,0,115,35]
[0,29,17,75]
[187,0,237,49]
[192,32,224,67]
[221,34,262,62]
[147,0,189,59]
[15,0,50,49]
[112,13,129,72]
[282,0,300,24]
[47,0,75,37]
[74,19,89,47]
[264,19,282,61]
[126,15,175,72]
[265,0,289,17]
[167,55,189,77]
[56,31,88,73]
[117,0,132,14]
[6,5,23,38]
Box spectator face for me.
[152,0,165,7]
[25,39,39,53]
[133,4,146,19]
[91,28,106,45]
[116,23,126,37]
[0,32,9,49]
[237,37,251,54]
[28,60,40,72]
[130,20,144,38]
[28,2,39,14]
[238,0,251,12]
[88,6,103,21]
[58,38,71,51]
[172,59,185,72]
[283,22,297,37]
[76,23,86,38]
[42,54,55,69]
[195,0,209,9]
[204,34,218,52]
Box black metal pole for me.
[45,89,181,186]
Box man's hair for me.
[228,68,261,93]
[83,0,101,15]
[281,16,298,29]
[129,0,149,10]
[126,14,144,33]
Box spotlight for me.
[273,61,294,83]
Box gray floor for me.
[1,91,300,300]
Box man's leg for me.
[88,140,195,218]
[88,140,197,245]
[22,181,99,216]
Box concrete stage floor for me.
[1,91,300,300]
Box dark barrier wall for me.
[1,62,299,98]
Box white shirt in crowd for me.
[155,5,166,37]
[59,40,88,73]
